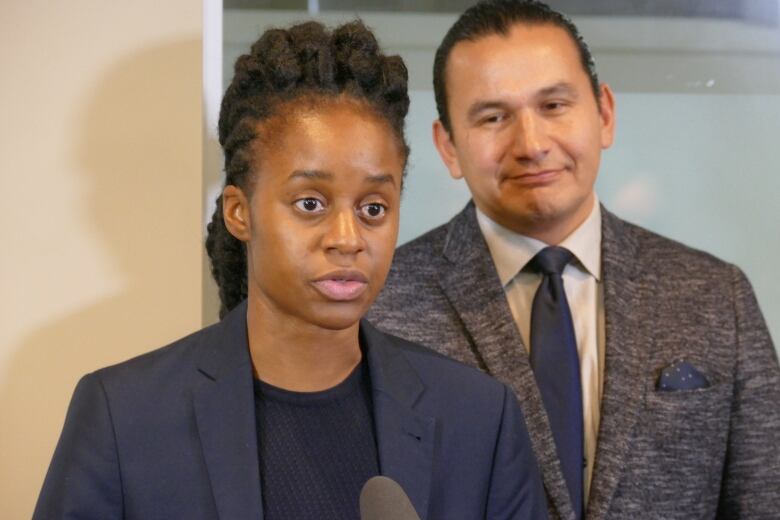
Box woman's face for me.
[223,99,405,331]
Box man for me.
[368,1,780,519]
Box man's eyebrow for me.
[466,83,581,119]
[288,169,334,181]
[467,100,510,120]
[537,82,579,99]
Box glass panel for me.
[224,0,778,23]
[220,5,780,344]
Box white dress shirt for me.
[476,198,605,502]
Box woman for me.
[34,21,546,520]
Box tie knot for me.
[529,246,574,275]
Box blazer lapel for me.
[361,321,436,520]
[585,208,652,519]
[192,301,263,520]
[436,202,573,520]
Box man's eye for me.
[543,101,566,112]
[359,203,386,219]
[294,198,325,213]
[482,113,506,124]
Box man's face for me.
[434,23,615,243]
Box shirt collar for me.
[476,196,602,286]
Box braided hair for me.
[206,20,410,318]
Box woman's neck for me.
[245,298,362,392]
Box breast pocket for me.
[644,383,732,447]
[633,383,733,515]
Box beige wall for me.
[0,1,204,517]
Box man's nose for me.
[511,111,549,162]
[323,208,366,255]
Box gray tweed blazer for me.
[368,201,780,520]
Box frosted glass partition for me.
[221,9,780,345]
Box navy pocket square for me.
[656,359,710,391]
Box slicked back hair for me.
[433,0,600,134]
[206,20,410,318]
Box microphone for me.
[360,476,421,520]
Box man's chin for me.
[508,197,562,225]
[483,197,574,240]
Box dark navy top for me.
[253,360,379,520]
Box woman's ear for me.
[221,185,251,241]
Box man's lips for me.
[311,271,368,301]
[502,168,564,185]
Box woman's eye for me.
[294,198,325,213]
[360,203,386,219]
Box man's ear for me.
[598,83,616,149]
[221,185,251,242]
[432,119,464,180]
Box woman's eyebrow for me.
[288,169,333,181]
[288,170,396,186]
[365,173,396,186]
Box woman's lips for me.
[312,273,368,301]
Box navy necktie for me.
[528,246,584,519]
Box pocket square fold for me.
[656,359,710,391]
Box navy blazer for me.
[34,301,547,520]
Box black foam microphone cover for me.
[359,476,421,520]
